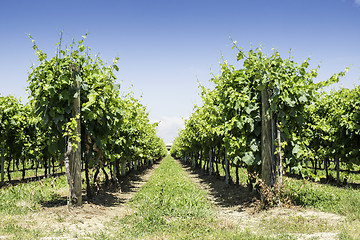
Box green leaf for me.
[113,84,120,91]
[54,115,64,124]
[292,144,302,158]
[242,151,255,165]
[76,75,82,82]
[298,94,307,103]
[237,52,244,61]
[250,140,259,152]
[284,96,295,107]
[79,45,85,52]
[73,91,79,99]
[245,103,257,114]
[299,68,306,75]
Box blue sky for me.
[1,0,359,144]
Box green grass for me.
[0,174,67,215]
[0,219,43,240]
[103,155,215,239]
[1,161,64,182]
[283,177,360,220]
[261,214,339,234]
[199,161,248,185]
[207,160,360,221]
[0,173,68,239]
[299,161,360,185]
[192,159,360,239]
[129,155,213,219]
[2,155,360,239]
[97,155,274,240]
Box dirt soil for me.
[178,160,345,240]
[20,162,162,239]
[16,158,346,239]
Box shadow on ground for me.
[179,160,258,211]
[0,171,66,189]
[39,163,159,209]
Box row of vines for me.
[171,42,358,192]
[0,34,168,206]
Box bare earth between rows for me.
[18,158,344,239]
[177,159,345,240]
[19,162,162,239]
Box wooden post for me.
[120,160,127,176]
[261,87,274,187]
[7,155,11,182]
[198,153,201,169]
[276,117,283,207]
[1,148,4,184]
[134,160,138,171]
[225,148,229,184]
[209,149,213,176]
[112,162,117,182]
[336,158,340,185]
[72,77,82,205]
[276,119,283,187]
[325,159,329,180]
[64,70,82,207]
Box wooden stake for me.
[225,148,229,184]
[1,148,4,184]
[261,86,274,187]
[65,69,82,207]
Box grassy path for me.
[0,161,162,239]
[96,155,268,240]
[177,159,352,240]
[1,155,359,239]
[99,155,357,240]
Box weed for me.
[283,178,360,220]
[103,156,274,239]
[0,175,66,215]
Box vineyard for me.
[170,43,359,196]
[1,36,360,239]
[0,35,168,205]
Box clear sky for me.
[1,0,359,144]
